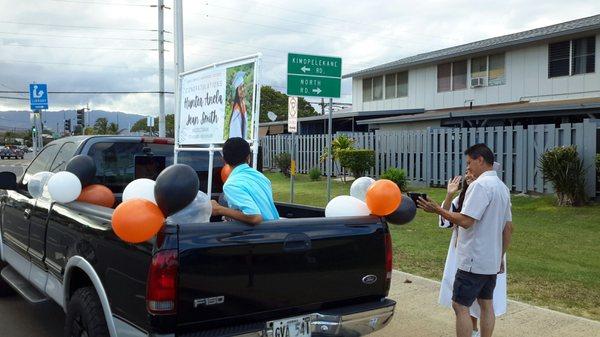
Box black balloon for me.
[154,164,199,216]
[65,155,96,187]
[385,194,417,225]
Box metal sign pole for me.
[327,98,333,201]
[290,132,295,203]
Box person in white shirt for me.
[438,168,510,337]
[418,144,513,337]
[229,71,248,139]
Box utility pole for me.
[173,0,184,145]
[157,0,166,137]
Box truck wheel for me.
[0,262,15,296]
[64,287,110,337]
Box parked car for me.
[0,147,24,160]
[0,136,396,337]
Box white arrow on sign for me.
[301,66,311,73]
[312,87,322,95]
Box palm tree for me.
[320,134,355,181]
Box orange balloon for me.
[77,184,116,208]
[112,199,165,243]
[365,179,402,216]
[221,164,233,183]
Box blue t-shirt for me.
[223,164,279,221]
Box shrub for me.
[309,167,321,181]
[274,152,291,177]
[381,168,408,192]
[337,149,375,178]
[320,134,355,181]
[596,154,600,178]
[539,146,586,206]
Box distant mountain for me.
[0,110,148,132]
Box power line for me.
[0,20,157,32]
[0,96,28,101]
[0,31,158,42]
[1,44,157,51]
[0,90,173,94]
[0,59,165,71]
[49,0,154,7]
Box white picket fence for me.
[261,119,599,197]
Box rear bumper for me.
[178,298,396,337]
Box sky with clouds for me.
[1,0,599,116]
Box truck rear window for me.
[87,142,224,194]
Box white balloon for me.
[325,195,371,217]
[166,191,212,224]
[27,171,54,199]
[123,178,156,204]
[47,171,82,203]
[350,177,375,202]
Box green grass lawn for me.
[266,172,600,321]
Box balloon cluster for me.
[28,155,115,207]
[112,164,212,244]
[325,176,416,225]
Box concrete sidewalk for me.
[370,270,600,337]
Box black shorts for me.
[452,269,497,307]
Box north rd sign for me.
[287,53,341,98]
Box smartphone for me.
[407,192,428,208]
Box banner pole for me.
[252,55,262,169]
[207,144,214,199]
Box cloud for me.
[0,0,598,116]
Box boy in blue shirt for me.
[211,137,279,225]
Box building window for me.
[437,63,452,92]
[549,36,595,78]
[471,56,487,80]
[572,36,596,75]
[372,75,383,100]
[452,60,467,90]
[385,73,396,99]
[488,53,506,85]
[363,78,372,102]
[438,61,466,92]
[549,40,571,77]
[397,71,408,97]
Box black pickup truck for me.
[0,136,395,337]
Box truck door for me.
[2,145,59,275]
[28,143,77,273]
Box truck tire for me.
[64,287,110,337]
[0,262,15,296]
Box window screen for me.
[385,73,396,99]
[397,71,408,97]
[452,60,467,90]
[363,78,372,102]
[471,56,487,80]
[437,63,451,92]
[549,40,571,78]
[572,36,595,75]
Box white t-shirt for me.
[457,170,511,275]
[229,108,246,139]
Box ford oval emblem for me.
[362,275,377,285]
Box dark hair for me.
[456,179,469,212]
[464,143,494,165]
[223,137,250,166]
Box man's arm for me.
[498,221,513,273]
[211,200,263,226]
[418,197,476,228]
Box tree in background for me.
[260,86,317,122]
[130,114,174,137]
[90,118,119,135]
[108,122,119,135]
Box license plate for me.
[269,315,311,337]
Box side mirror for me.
[0,172,17,190]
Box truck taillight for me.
[147,249,178,315]
[384,231,393,293]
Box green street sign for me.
[287,75,341,98]
[288,53,342,77]
[287,53,342,98]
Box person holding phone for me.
[418,144,513,337]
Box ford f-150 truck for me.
[0,136,395,337]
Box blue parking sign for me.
[29,83,48,110]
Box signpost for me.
[29,83,48,154]
[287,53,341,202]
[288,96,298,202]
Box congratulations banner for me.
[178,59,257,145]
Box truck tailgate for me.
[176,216,388,329]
